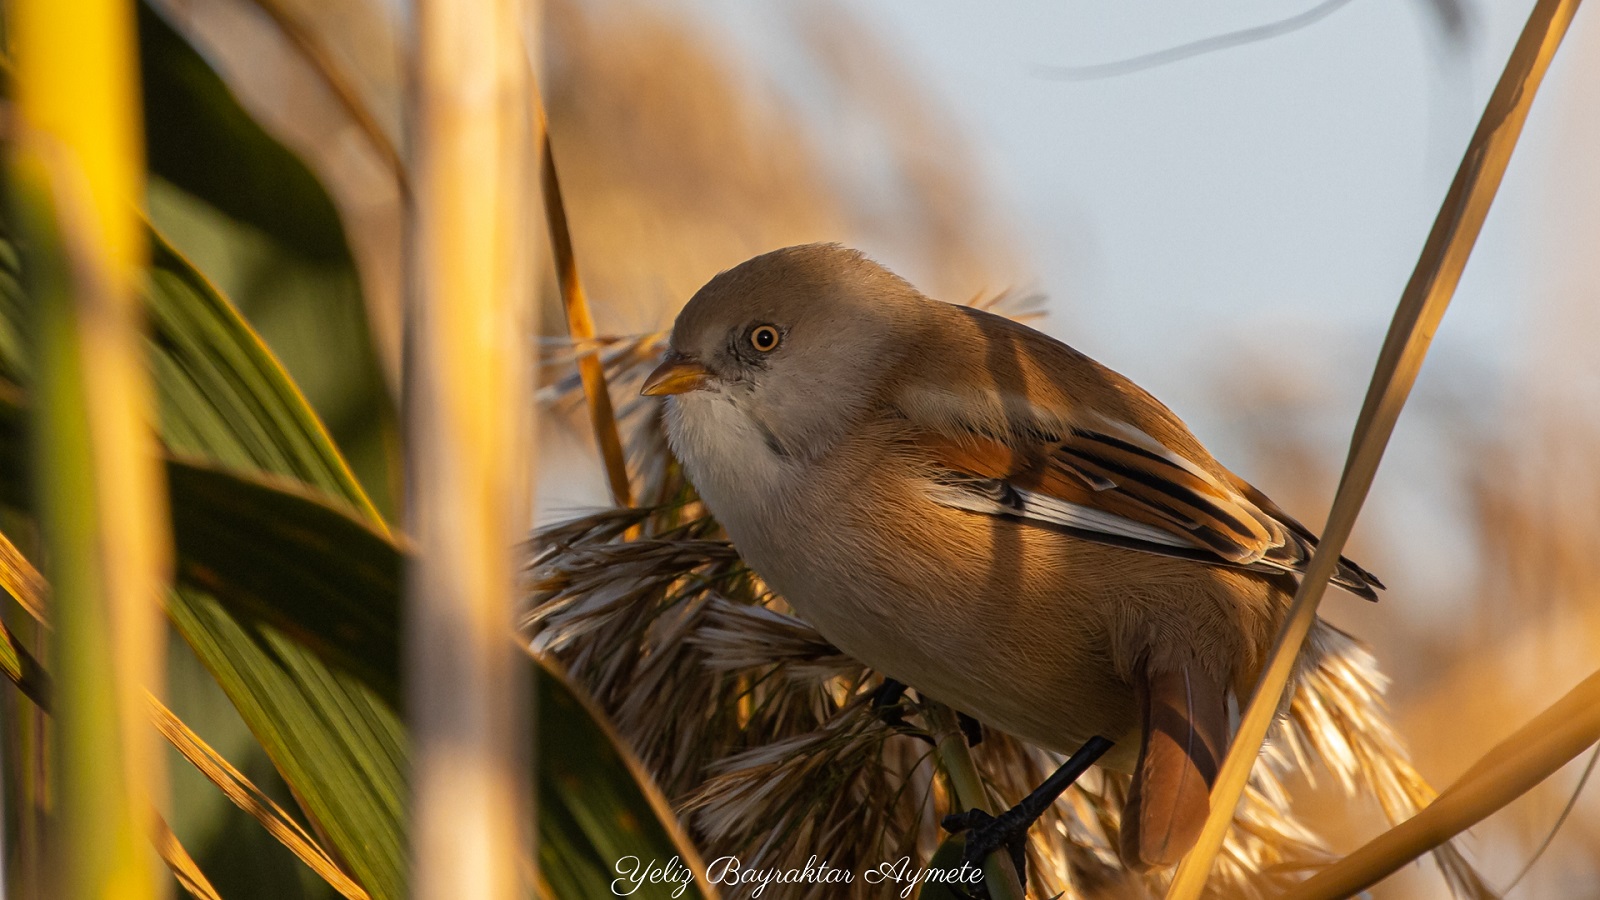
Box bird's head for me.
[643,243,924,461]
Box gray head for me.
[642,243,927,460]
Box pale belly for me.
[717,475,1150,772]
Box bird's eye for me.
[749,325,781,352]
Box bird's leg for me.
[871,678,934,746]
[943,736,1115,888]
[871,678,984,746]
[959,712,985,746]
[871,678,914,730]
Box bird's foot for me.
[942,736,1116,896]
[942,807,1028,892]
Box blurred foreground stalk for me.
[404,0,537,896]
[8,0,170,898]
[1166,0,1584,896]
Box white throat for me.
[663,391,796,531]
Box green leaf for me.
[0,232,29,387]
[0,228,31,508]
[163,459,711,900]
[0,383,26,509]
[145,231,384,528]
[166,586,408,899]
[138,2,351,264]
[3,13,709,876]
[138,0,399,524]
[142,230,405,897]
[167,460,400,706]
[0,217,406,897]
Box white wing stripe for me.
[928,482,1200,550]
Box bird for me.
[641,243,1383,876]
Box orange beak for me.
[641,353,713,396]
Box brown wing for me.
[1227,475,1386,592]
[892,302,1381,597]
[1052,425,1282,564]
[915,421,1382,599]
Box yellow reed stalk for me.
[925,702,1026,900]
[9,0,171,897]
[1283,669,1600,899]
[405,0,536,896]
[151,812,223,900]
[148,694,371,899]
[532,97,633,509]
[1164,2,1583,897]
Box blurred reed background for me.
[1,0,1596,898]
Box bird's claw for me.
[939,736,1117,898]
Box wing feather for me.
[888,303,1380,597]
[906,414,1381,599]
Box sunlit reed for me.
[9,0,170,897]
[1165,1,1586,895]
[404,0,537,896]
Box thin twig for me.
[1033,0,1357,81]
[1164,1,1585,897]
[1503,744,1599,895]
[532,88,633,509]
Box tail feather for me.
[1121,666,1228,870]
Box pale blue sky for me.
[857,1,1509,368]
[627,0,1599,615]
[661,0,1578,398]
